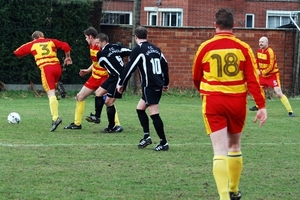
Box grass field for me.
[0,90,299,200]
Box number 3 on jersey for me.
[32,42,51,56]
[150,58,162,74]
[207,49,245,80]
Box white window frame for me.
[245,14,255,28]
[161,11,182,27]
[144,7,183,27]
[149,12,158,26]
[101,10,133,25]
[266,10,296,28]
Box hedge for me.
[0,0,102,85]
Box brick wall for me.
[101,25,297,93]
[141,0,298,27]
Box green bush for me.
[0,0,101,84]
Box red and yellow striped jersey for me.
[14,37,71,69]
[192,32,265,108]
[89,44,108,79]
[256,47,279,77]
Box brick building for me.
[102,0,298,28]
[100,0,300,95]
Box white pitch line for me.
[0,142,299,147]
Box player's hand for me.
[253,108,267,127]
[79,69,89,76]
[117,85,124,94]
[163,85,169,91]
[64,57,72,65]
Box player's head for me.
[95,33,109,48]
[215,8,234,30]
[134,26,148,44]
[134,26,148,40]
[31,31,44,40]
[84,27,98,45]
[259,36,269,50]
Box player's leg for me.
[101,78,123,133]
[86,77,108,124]
[64,86,94,129]
[102,96,118,132]
[227,133,242,200]
[227,96,245,200]
[149,105,169,151]
[273,74,294,116]
[86,87,106,124]
[202,95,230,200]
[136,98,152,148]
[113,106,123,132]
[210,128,230,200]
[274,87,294,116]
[48,89,62,131]
[94,96,104,122]
[145,88,168,151]
[87,91,122,129]
[75,87,94,126]
[114,106,121,126]
[102,95,122,128]
[42,65,62,132]
[85,78,121,131]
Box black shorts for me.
[141,87,162,106]
[101,75,122,99]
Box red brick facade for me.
[139,0,298,27]
[101,25,296,94]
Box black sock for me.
[151,114,167,145]
[95,96,104,118]
[136,109,149,134]
[107,105,116,129]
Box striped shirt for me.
[90,44,108,79]
[119,41,169,90]
[256,47,279,78]
[14,37,71,69]
[192,32,265,108]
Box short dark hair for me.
[215,8,234,30]
[84,27,98,38]
[96,33,109,43]
[134,26,147,39]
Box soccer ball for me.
[7,112,21,124]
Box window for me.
[101,11,132,25]
[245,14,254,28]
[145,7,183,27]
[162,12,182,27]
[149,12,158,26]
[266,10,296,28]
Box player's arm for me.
[52,39,71,53]
[161,53,169,89]
[119,48,140,87]
[51,39,72,66]
[192,47,204,91]
[14,42,32,57]
[245,49,266,109]
[64,51,72,65]
[120,46,132,57]
[79,64,93,76]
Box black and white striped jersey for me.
[97,43,131,76]
[119,41,169,90]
